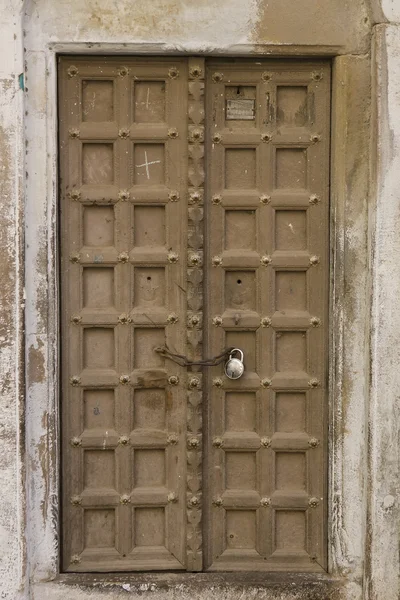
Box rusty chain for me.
[155,345,235,367]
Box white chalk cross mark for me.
[136,150,161,180]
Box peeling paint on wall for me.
[0,0,399,599]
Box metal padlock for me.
[225,348,244,380]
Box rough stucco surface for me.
[368,23,400,600]
[24,0,372,53]
[0,2,24,600]
[0,0,399,599]
[380,0,400,22]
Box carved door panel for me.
[59,57,190,572]
[59,57,330,573]
[205,61,330,571]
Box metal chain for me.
[155,345,234,367]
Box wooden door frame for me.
[24,44,372,599]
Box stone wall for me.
[0,1,399,598]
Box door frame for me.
[24,44,372,598]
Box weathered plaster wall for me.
[0,2,25,600]
[368,22,400,600]
[23,0,372,53]
[0,0,399,599]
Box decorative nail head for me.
[212,72,224,83]
[118,190,130,201]
[67,65,78,78]
[167,252,179,263]
[168,67,179,79]
[168,190,179,202]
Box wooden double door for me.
[59,56,330,573]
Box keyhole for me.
[236,86,240,95]
[237,279,242,284]
[147,276,151,281]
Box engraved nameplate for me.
[226,99,255,120]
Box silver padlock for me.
[225,348,245,380]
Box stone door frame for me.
[25,42,375,599]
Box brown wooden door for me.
[59,57,330,573]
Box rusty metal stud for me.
[310,134,321,143]
[187,437,199,449]
[212,255,222,267]
[260,194,271,205]
[212,497,223,507]
[308,378,320,388]
[168,128,179,139]
[189,377,200,389]
[120,494,131,505]
[69,128,80,139]
[189,314,200,327]
[168,375,179,386]
[118,251,129,263]
[69,252,80,263]
[118,435,130,446]
[71,315,81,324]
[261,72,272,81]
[212,316,223,327]
[167,434,179,445]
[168,492,178,503]
[310,317,321,327]
[70,376,81,386]
[261,317,272,328]
[213,437,224,448]
[167,252,179,263]
[212,72,224,82]
[70,555,81,565]
[308,437,320,448]
[67,65,78,78]
[312,72,323,81]
[309,255,320,266]
[118,128,130,139]
[118,189,130,201]
[119,374,130,385]
[189,65,203,78]
[167,313,179,325]
[212,194,222,205]
[260,255,272,266]
[118,66,129,77]
[189,191,201,203]
[191,128,202,141]
[70,495,82,506]
[68,189,81,201]
[261,378,272,388]
[212,132,222,144]
[168,66,179,79]
[118,313,132,324]
[168,190,179,202]
[70,437,82,447]
[308,497,320,508]
[213,377,223,388]
[188,496,200,507]
[260,497,271,507]
[188,252,201,266]
[261,437,272,448]
[309,194,320,205]
[261,133,272,143]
